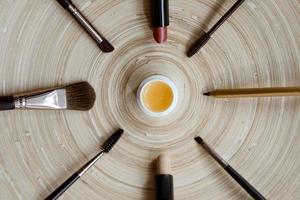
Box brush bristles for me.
[65,82,96,111]
[195,136,204,144]
[102,129,124,153]
[99,39,114,53]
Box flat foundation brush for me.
[45,129,124,200]
[195,137,266,200]
[56,0,114,53]
[0,82,96,111]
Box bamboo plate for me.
[0,0,300,199]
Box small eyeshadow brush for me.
[56,0,114,53]
[195,137,266,200]
[45,129,124,200]
[187,0,246,57]
[0,82,96,111]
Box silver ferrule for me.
[78,151,104,176]
[14,89,67,109]
[67,4,103,44]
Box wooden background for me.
[0,0,300,199]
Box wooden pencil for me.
[204,87,300,98]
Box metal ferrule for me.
[67,4,103,44]
[14,89,67,109]
[78,151,104,176]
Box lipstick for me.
[151,0,169,43]
[155,153,174,200]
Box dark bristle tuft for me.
[203,92,210,96]
[102,129,124,153]
[187,45,199,58]
[99,39,114,53]
[65,82,96,111]
[195,136,204,144]
[187,33,211,57]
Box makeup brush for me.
[45,129,124,200]
[55,0,114,53]
[187,0,246,57]
[0,82,96,111]
[204,87,300,98]
[195,137,266,200]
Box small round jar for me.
[137,75,178,117]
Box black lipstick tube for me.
[151,0,170,27]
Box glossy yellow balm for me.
[142,81,174,112]
[137,75,178,117]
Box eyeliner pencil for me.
[195,137,266,200]
[45,129,123,200]
[55,0,114,53]
[187,0,246,57]
[204,87,300,98]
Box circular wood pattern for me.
[0,0,300,199]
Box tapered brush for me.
[187,0,246,57]
[55,0,114,53]
[0,82,96,111]
[45,129,124,200]
[195,137,266,200]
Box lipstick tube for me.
[151,0,169,43]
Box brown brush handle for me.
[225,165,266,200]
[0,96,15,111]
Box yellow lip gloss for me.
[137,75,178,117]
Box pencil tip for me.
[203,92,210,96]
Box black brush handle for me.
[225,165,266,200]
[45,173,80,200]
[0,96,15,111]
[56,0,72,9]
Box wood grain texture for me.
[0,0,300,199]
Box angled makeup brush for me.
[56,0,114,53]
[195,137,266,200]
[204,87,300,98]
[45,129,124,200]
[187,0,246,57]
[0,82,96,111]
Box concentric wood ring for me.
[0,0,299,199]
